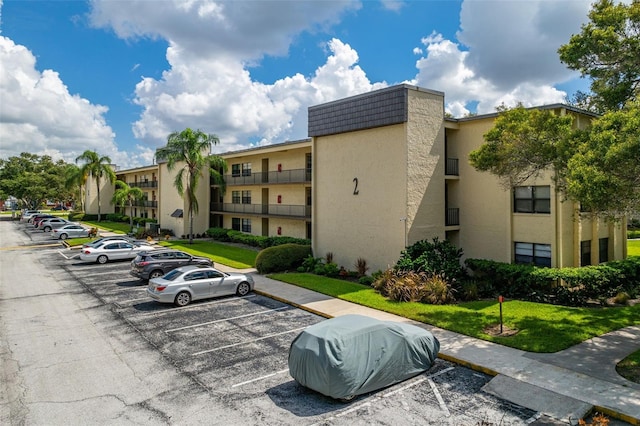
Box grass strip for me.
[269,272,640,353]
[158,240,257,269]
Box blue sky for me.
[0,0,593,169]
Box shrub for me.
[613,292,630,305]
[325,252,334,263]
[628,230,640,239]
[395,237,465,285]
[373,269,456,304]
[298,255,324,272]
[358,276,374,286]
[255,244,313,274]
[354,258,369,277]
[206,227,231,241]
[159,228,174,237]
[106,213,124,222]
[68,211,85,221]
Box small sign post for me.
[498,295,504,334]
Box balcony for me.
[130,181,158,188]
[211,203,311,219]
[224,168,311,186]
[445,158,459,176]
[445,207,459,226]
[132,200,158,208]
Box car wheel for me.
[97,255,108,264]
[44,226,51,232]
[149,270,164,279]
[236,282,251,296]
[59,233,68,240]
[174,291,191,307]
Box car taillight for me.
[138,261,150,266]
[155,286,166,292]
[83,250,91,254]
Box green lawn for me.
[628,239,640,256]
[80,220,130,234]
[158,240,257,269]
[268,272,640,353]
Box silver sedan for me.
[147,265,254,307]
[50,224,91,240]
[79,240,156,264]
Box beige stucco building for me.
[114,165,159,222]
[89,83,627,273]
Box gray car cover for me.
[288,314,440,400]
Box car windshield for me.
[162,269,183,281]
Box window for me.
[232,164,241,177]
[242,190,251,204]
[581,240,592,266]
[232,191,240,204]
[513,186,551,214]
[242,163,252,176]
[514,242,551,267]
[599,238,609,263]
[232,217,251,232]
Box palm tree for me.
[64,164,87,211]
[75,150,116,222]
[111,180,145,233]
[155,128,227,244]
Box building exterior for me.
[214,139,312,239]
[114,165,159,222]
[89,83,627,273]
[309,84,627,273]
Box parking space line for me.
[191,326,307,356]
[312,366,456,426]
[231,368,290,388]
[134,294,257,316]
[427,378,450,416]
[166,307,289,333]
[58,250,79,259]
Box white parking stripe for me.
[58,250,80,259]
[191,326,307,356]
[133,294,257,316]
[231,368,290,388]
[166,306,289,333]
[312,366,455,426]
[428,378,450,416]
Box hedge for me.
[206,227,311,248]
[465,257,640,306]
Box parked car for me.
[83,235,151,249]
[130,248,214,280]
[288,314,440,401]
[31,214,56,227]
[37,217,70,231]
[21,210,40,222]
[51,205,68,210]
[147,265,254,307]
[50,224,91,240]
[79,240,156,264]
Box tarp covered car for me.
[288,314,440,400]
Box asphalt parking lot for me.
[6,221,543,425]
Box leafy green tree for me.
[558,0,640,112]
[0,153,69,209]
[75,150,116,221]
[468,105,575,188]
[111,180,145,231]
[155,128,227,244]
[564,100,640,214]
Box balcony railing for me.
[132,200,158,208]
[445,158,459,176]
[224,168,311,186]
[446,208,459,226]
[211,203,310,218]
[130,181,158,188]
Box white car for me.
[79,239,156,264]
[21,210,40,222]
[50,224,91,240]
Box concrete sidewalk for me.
[242,272,640,425]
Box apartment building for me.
[88,83,626,273]
[309,84,627,273]
[114,165,159,221]
[214,139,312,239]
